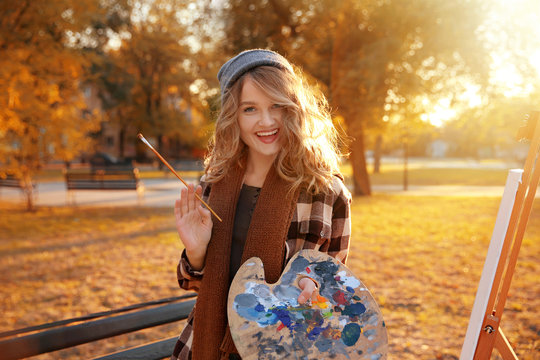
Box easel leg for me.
[495,328,518,360]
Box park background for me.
[0,0,539,359]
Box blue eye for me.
[243,106,256,113]
[272,104,283,109]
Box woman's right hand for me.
[174,184,213,271]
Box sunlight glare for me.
[426,98,457,127]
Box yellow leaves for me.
[0,113,26,136]
[168,85,179,94]
[47,84,62,104]
[0,195,538,358]
[7,87,21,108]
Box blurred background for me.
[1,0,539,201]
[0,1,539,359]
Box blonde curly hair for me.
[204,65,347,195]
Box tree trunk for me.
[328,4,371,196]
[157,134,164,170]
[22,172,35,212]
[349,126,371,196]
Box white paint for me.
[337,271,361,289]
[460,169,523,360]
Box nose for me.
[259,109,276,126]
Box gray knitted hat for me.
[217,49,294,98]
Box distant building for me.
[428,139,449,158]
[81,85,206,162]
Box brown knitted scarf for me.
[191,162,300,360]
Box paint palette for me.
[228,249,388,359]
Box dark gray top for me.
[229,184,261,284]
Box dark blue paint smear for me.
[313,261,340,284]
[342,302,366,317]
[307,325,325,340]
[341,323,361,346]
[272,307,293,328]
[290,256,310,272]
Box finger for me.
[197,203,212,224]
[297,289,310,304]
[297,278,317,305]
[193,185,205,215]
[298,286,315,305]
[180,187,188,217]
[185,184,193,212]
[174,199,181,219]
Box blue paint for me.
[274,284,301,302]
[342,302,367,317]
[290,256,310,272]
[272,306,293,328]
[341,323,361,346]
[307,325,325,340]
[235,293,258,307]
[315,337,333,352]
[252,284,271,298]
[234,294,280,325]
[280,271,296,285]
[232,251,386,358]
[236,306,278,325]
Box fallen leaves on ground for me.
[0,195,538,359]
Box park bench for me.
[173,159,204,177]
[0,293,196,360]
[64,168,145,205]
[0,174,37,199]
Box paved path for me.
[1,178,531,208]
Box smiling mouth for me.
[256,129,279,137]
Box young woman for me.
[171,49,351,360]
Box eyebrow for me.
[239,101,256,106]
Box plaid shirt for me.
[171,176,351,360]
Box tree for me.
[442,95,537,159]
[217,0,490,195]
[89,0,215,161]
[0,1,117,210]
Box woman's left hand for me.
[297,277,318,305]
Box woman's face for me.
[237,76,284,163]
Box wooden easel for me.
[460,111,540,359]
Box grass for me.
[339,159,515,186]
[369,167,510,186]
[0,194,538,359]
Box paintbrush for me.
[137,133,222,222]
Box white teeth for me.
[257,129,278,137]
